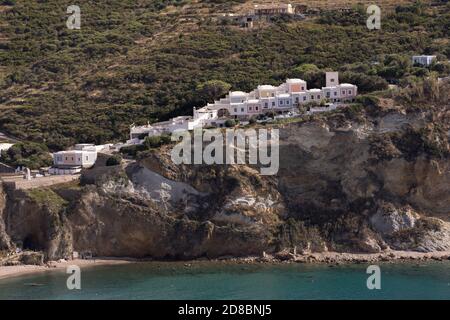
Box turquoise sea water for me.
[0,261,449,300]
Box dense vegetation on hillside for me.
[0,0,449,150]
[0,141,52,169]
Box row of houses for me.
[128,72,358,143]
[129,53,440,144]
[204,71,357,116]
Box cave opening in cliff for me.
[22,234,43,251]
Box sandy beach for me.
[0,258,132,280]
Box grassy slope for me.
[0,0,448,150]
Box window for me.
[342,90,346,94]
[317,95,320,99]
[86,156,88,161]
[334,92,337,96]
[234,108,237,112]
[249,106,252,111]
[256,106,259,111]
[311,95,314,100]
[280,100,283,105]
[265,102,268,108]
[272,102,275,107]
[295,97,299,102]
[326,92,330,97]
[301,87,304,90]
[241,108,244,112]
[303,96,306,101]
[348,90,352,95]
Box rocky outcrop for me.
[370,202,419,235]
[0,107,449,261]
[370,202,450,252]
[20,251,44,266]
[0,188,72,260]
[77,161,284,258]
[0,186,12,251]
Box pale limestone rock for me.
[370,203,419,235]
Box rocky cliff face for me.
[0,104,449,261]
[274,110,450,253]
[0,187,73,260]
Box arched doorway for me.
[217,108,230,118]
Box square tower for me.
[326,72,339,87]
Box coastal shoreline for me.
[0,258,133,281]
[1,250,449,281]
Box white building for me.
[128,108,219,144]
[253,3,294,15]
[128,71,358,142]
[50,144,98,175]
[204,71,357,120]
[412,55,436,67]
[326,72,339,87]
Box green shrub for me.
[120,145,145,157]
[196,80,231,104]
[369,135,401,161]
[1,0,16,5]
[144,134,172,148]
[390,127,448,160]
[224,119,236,127]
[342,103,364,121]
[278,218,325,251]
[106,154,122,166]
[1,142,52,169]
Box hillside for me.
[0,0,449,150]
